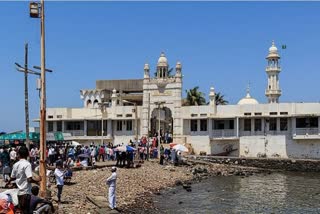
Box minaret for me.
[156,52,168,78]
[265,40,281,103]
[144,63,150,79]
[175,61,182,82]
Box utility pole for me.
[30,0,47,197]
[15,44,30,150]
[24,43,30,151]
[39,0,47,197]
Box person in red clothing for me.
[98,146,105,162]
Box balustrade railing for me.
[212,129,236,138]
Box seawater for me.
[153,172,320,214]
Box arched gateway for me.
[150,107,173,137]
[141,52,184,143]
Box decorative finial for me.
[144,63,150,71]
[272,40,275,46]
[246,82,251,98]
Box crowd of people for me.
[0,131,184,213]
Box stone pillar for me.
[292,117,296,136]
[111,88,117,107]
[208,118,212,138]
[62,121,65,132]
[107,120,112,138]
[318,117,320,135]
[251,118,254,134]
[235,118,239,137]
[276,118,280,132]
[84,120,87,136]
[141,91,150,137]
[53,121,57,132]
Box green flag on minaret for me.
[282,45,287,49]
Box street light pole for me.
[29,0,48,197]
[39,0,47,197]
[122,100,138,145]
[24,44,30,151]
[134,103,138,144]
[158,104,161,158]
[154,101,165,158]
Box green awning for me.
[54,132,64,141]
[0,132,40,141]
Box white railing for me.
[212,129,236,138]
[296,128,319,136]
[240,131,251,137]
[65,130,85,136]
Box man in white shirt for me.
[7,146,41,214]
[54,160,64,203]
[106,167,117,210]
[48,147,55,166]
[10,148,16,163]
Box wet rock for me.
[175,180,183,186]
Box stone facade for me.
[45,44,320,159]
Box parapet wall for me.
[191,156,320,172]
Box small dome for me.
[175,61,182,69]
[157,52,168,66]
[144,63,150,71]
[269,40,278,53]
[238,86,259,105]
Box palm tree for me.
[215,92,228,105]
[184,86,206,106]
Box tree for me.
[184,86,206,106]
[215,92,228,105]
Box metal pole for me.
[101,107,104,145]
[134,103,138,143]
[24,43,30,151]
[158,104,161,159]
[147,93,150,160]
[39,0,47,197]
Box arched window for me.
[86,99,92,108]
[93,99,99,108]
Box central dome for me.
[157,52,168,66]
[238,87,259,105]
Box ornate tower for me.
[156,52,169,78]
[265,41,282,103]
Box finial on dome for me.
[272,40,275,46]
[175,61,182,69]
[246,83,251,98]
[144,63,150,71]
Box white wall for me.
[186,136,210,155]
[239,135,320,159]
[210,140,239,157]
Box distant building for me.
[46,42,320,159]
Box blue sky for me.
[1,1,320,132]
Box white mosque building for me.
[46,41,320,159]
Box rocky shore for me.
[53,159,268,213]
